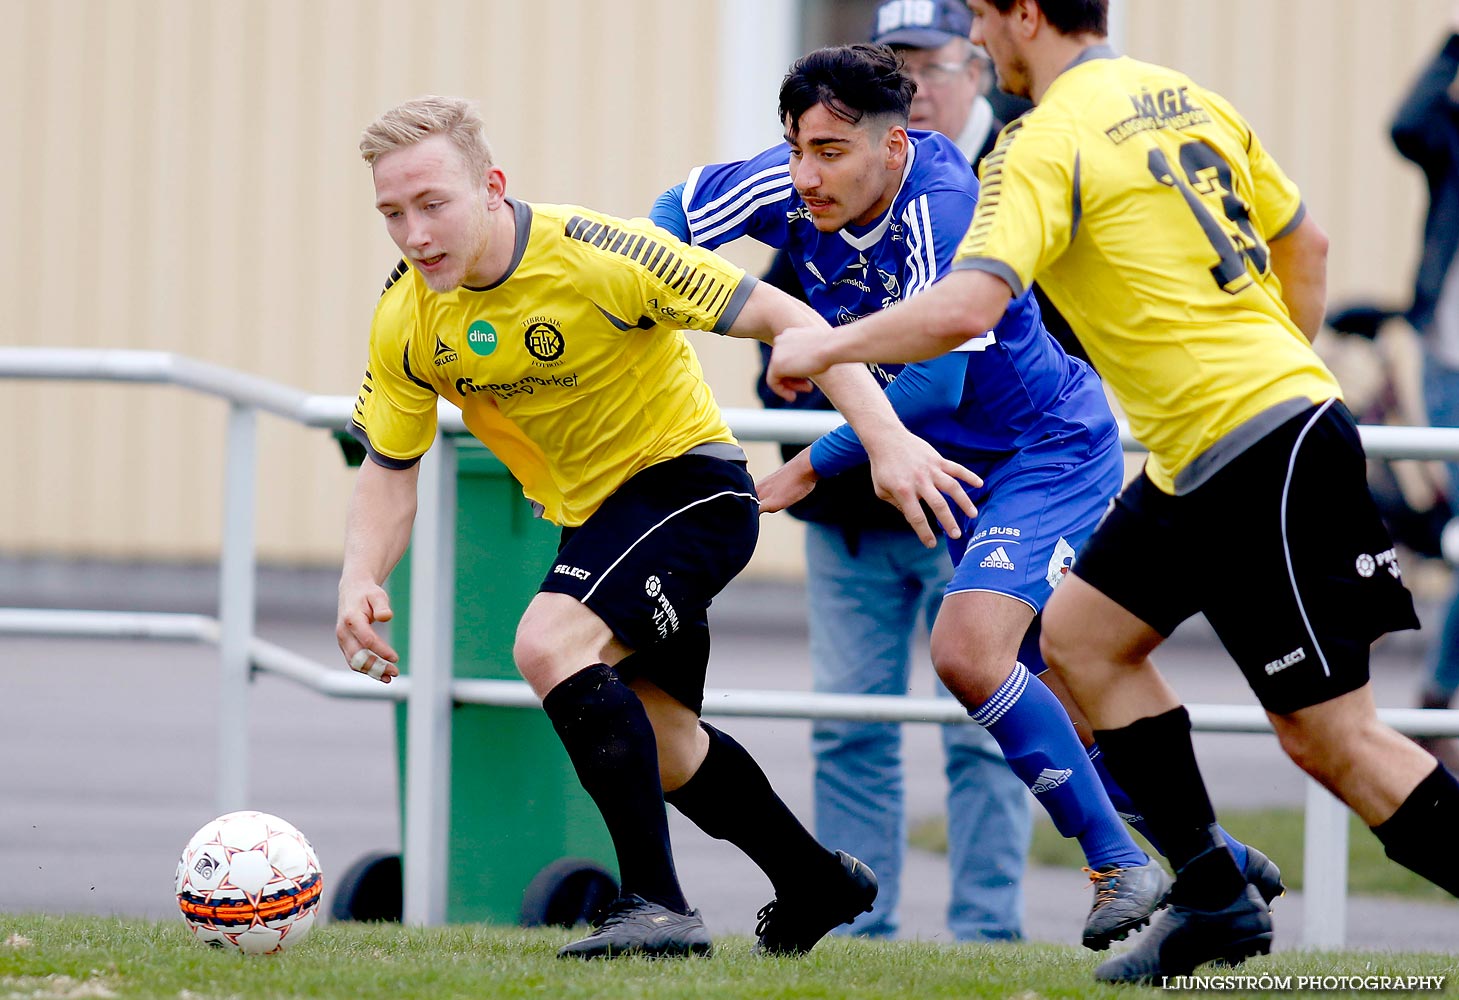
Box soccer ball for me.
[174,810,324,954]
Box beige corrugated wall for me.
[0,0,1450,573]
[0,0,729,565]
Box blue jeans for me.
[806,522,1032,941]
[1424,357,1459,702]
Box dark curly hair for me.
[778,44,916,136]
[981,0,1106,35]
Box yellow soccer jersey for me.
[351,199,753,526]
[954,47,1340,494]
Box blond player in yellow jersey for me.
[770,0,1459,984]
[337,96,983,960]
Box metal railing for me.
[3,345,1459,948]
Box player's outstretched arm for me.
[1268,213,1329,343]
[729,281,981,545]
[769,269,1012,382]
[720,280,825,399]
[755,438,983,547]
[755,446,819,514]
[336,458,419,683]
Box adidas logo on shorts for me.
[979,545,1016,570]
[1030,767,1073,795]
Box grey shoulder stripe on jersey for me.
[711,274,758,334]
[347,420,423,471]
[950,257,1026,298]
[1270,202,1306,242]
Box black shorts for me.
[539,453,759,712]
[1073,399,1420,715]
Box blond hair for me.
[359,95,493,177]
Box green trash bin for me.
[332,435,618,926]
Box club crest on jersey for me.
[1046,536,1076,590]
[522,317,566,366]
[877,268,900,298]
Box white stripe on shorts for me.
[580,489,758,605]
[1279,397,1336,677]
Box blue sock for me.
[972,662,1147,871]
[1220,829,1249,871]
[1088,744,1160,849]
[1087,742,1248,870]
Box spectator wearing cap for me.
[746,0,1038,944]
[873,0,1001,167]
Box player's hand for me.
[767,325,835,401]
[867,431,981,547]
[756,448,819,514]
[336,577,400,684]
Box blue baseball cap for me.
[871,0,973,48]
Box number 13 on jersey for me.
[1148,139,1269,295]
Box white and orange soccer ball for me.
[174,810,324,954]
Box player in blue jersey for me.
[744,0,1030,947]
[652,43,1282,951]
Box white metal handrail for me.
[8,607,1459,733]
[12,608,1459,734]
[5,345,1459,947]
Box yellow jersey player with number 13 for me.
[766,0,1459,986]
[957,48,1338,494]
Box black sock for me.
[541,663,688,914]
[1094,706,1245,908]
[1372,764,1459,897]
[665,721,840,897]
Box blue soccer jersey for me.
[652,131,1116,480]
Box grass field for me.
[911,808,1459,905]
[1,915,1455,1000]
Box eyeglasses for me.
[904,58,975,87]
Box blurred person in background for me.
[1392,3,1459,769]
[1321,304,1452,579]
